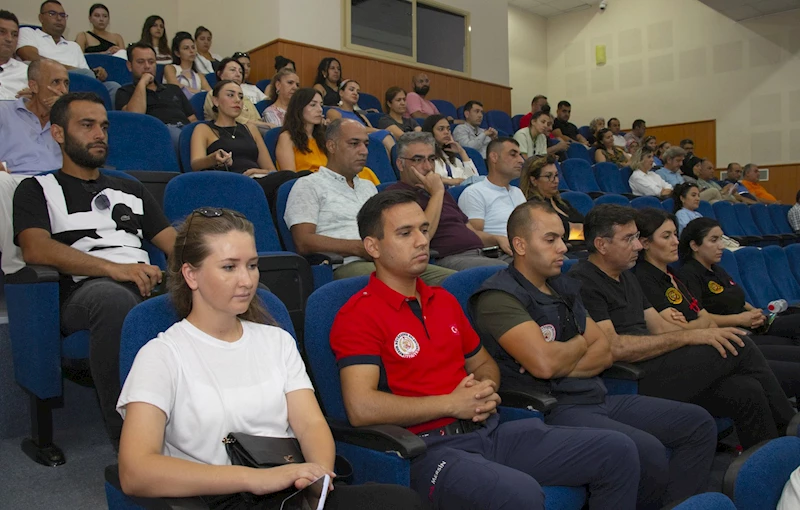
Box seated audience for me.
[594,128,630,165]
[680,138,695,157]
[75,4,124,55]
[643,136,660,166]
[138,15,171,63]
[162,32,211,99]
[276,87,379,184]
[681,155,703,184]
[116,42,197,149]
[608,117,626,147]
[569,204,794,449]
[190,80,276,176]
[629,147,671,197]
[789,190,800,233]
[325,79,395,154]
[520,154,584,247]
[452,100,497,158]
[274,55,295,72]
[17,1,119,100]
[636,209,800,398]
[0,58,66,275]
[514,110,568,158]
[405,73,452,121]
[655,141,671,165]
[422,114,478,186]
[518,94,548,129]
[386,132,508,269]
[672,183,703,234]
[658,148,722,205]
[330,190,641,509]
[741,163,779,204]
[233,51,266,105]
[377,86,421,139]
[313,56,341,107]
[587,116,605,145]
[261,68,299,127]
[117,208,423,510]
[471,201,717,510]
[656,147,688,187]
[284,119,453,284]
[203,57,262,127]
[723,162,759,202]
[458,137,525,249]
[14,92,177,450]
[626,139,640,155]
[694,158,739,203]
[193,26,220,75]
[624,119,646,147]
[0,10,28,100]
[552,100,589,145]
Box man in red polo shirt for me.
[330,190,640,510]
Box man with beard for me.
[0,58,67,275]
[13,92,177,450]
[406,73,455,122]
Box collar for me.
[635,259,672,284]
[579,258,622,284]
[318,166,361,186]
[467,123,482,134]
[366,273,435,311]
[483,178,511,191]
[36,28,67,44]
[0,58,24,69]
[685,258,716,277]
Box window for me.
[345,0,469,74]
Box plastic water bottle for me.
[767,299,788,314]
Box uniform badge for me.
[708,281,724,294]
[394,332,420,358]
[540,324,556,342]
[665,287,683,305]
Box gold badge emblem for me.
[665,287,683,304]
[708,281,724,294]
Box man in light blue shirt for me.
[0,57,66,274]
[452,100,497,158]
[655,146,686,187]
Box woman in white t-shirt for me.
[422,114,479,186]
[629,146,672,197]
[117,209,422,509]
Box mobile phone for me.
[280,474,330,510]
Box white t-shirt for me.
[241,83,266,105]
[17,27,89,70]
[778,466,800,510]
[458,178,526,237]
[117,319,313,466]
[195,53,221,75]
[0,58,29,100]
[629,169,673,197]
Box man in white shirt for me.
[284,119,454,284]
[16,1,119,101]
[0,11,28,100]
[458,137,525,257]
[608,117,626,148]
[452,100,497,158]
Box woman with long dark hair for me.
[313,57,341,106]
[594,128,630,166]
[421,114,478,186]
[325,79,395,155]
[162,32,211,99]
[138,15,171,63]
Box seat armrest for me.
[327,419,426,459]
[305,252,344,266]
[498,389,557,413]
[4,265,60,284]
[601,362,644,380]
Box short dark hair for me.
[557,100,571,109]
[584,204,638,254]
[126,41,156,62]
[215,57,244,81]
[0,10,19,26]
[507,200,558,256]
[274,55,295,72]
[464,100,483,112]
[357,190,419,240]
[632,119,646,129]
[531,94,546,104]
[531,110,549,123]
[40,0,62,12]
[487,136,518,158]
[384,86,406,113]
[680,138,694,147]
[50,92,105,128]
[726,162,740,171]
[608,117,620,125]
[636,207,676,241]
[171,31,196,69]
[678,217,720,261]
[89,3,108,16]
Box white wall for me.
[542,0,800,165]
[508,6,547,115]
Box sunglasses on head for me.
[176,207,247,264]
[232,52,249,59]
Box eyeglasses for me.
[538,173,558,182]
[400,155,438,165]
[176,207,247,265]
[81,181,110,210]
[41,10,68,19]
[604,231,641,246]
[231,52,249,59]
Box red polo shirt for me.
[331,274,482,433]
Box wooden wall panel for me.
[248,39,512,113]
[645,120,716,166]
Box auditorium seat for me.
[263,127,281,162]
[712,201,760,246]
[594,194,629,207]
[84,54,131,85]
[204,72,216,87]
[485,110,514,134]
[718,249,752,304]
[723,436,800,510]
[561,159,603,196]
[760,246,800,303]
[463,146,487,176]
[578,126,592,141]
[178,122,202,173]
[358,92,382,112]
[732,203,781,246]
[565,144,593,164]
[511,114,523,132]
[189,91,207,120]
[630,196,662,210]
[556,161,569,191]
[561,191,593,216]
[697,200,716,220]
[733,247,788,308]
[430,99,458,120]
[448,185,466,203]
[769,204,799,238]
[106,111,180,172]
[155,64,165,84]
[619,166,633,194]
[365,111,383,128]
[750,203,800,245]
[660,198,674,213]
[366,134,396,183]
[255,78,270,92]
[594,162,631,195]
[673,493,735,510]
[786,244,800,288]
[255,99,269,117]
[67,71,112,110]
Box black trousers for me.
[751,335,800,398]
[767,313,800,340]
[635,336,795,449]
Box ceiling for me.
[698,0,800,21]
[508,0,595,18]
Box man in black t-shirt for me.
[115,43,197,150]
[552,100,589,146]
[568,204,794,449]
[13,92,176,450]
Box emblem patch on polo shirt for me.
[394,332,420,358]
[709,281,724,294]
[540,324,556,342]
[665,287,683,304]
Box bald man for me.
[406,73,441,120]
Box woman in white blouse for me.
[629,146,672,197]
[422,114,478,186]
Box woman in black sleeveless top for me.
[190,80,276,176]
[75,4,125,54]
[313,57,341,106]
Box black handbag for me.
[224,433,306,468]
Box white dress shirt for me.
[17,27,89,70]
[0,58,29,100]
[629,169,672,197]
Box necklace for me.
[215,123,239,139]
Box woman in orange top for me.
[275,88,379,184]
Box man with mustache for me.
[13,92,177,450]
[406,73,456,123]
